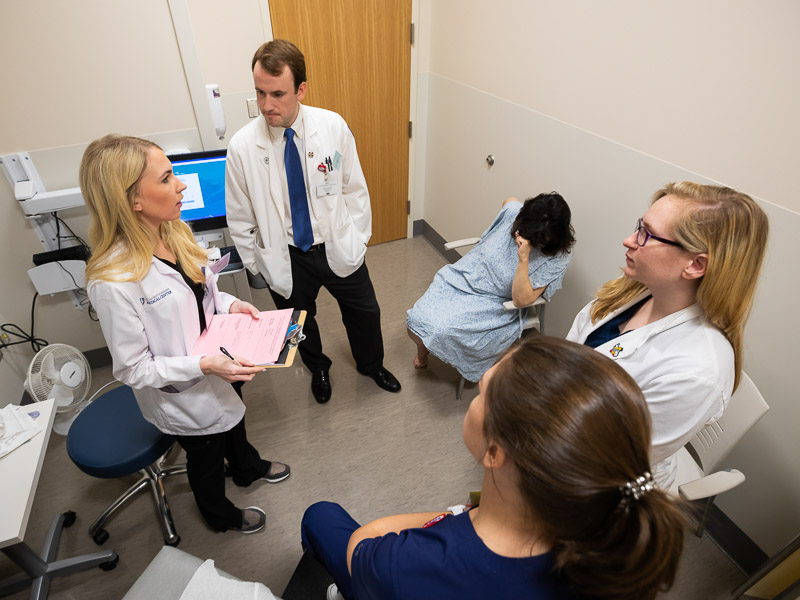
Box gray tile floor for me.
[1,237,747,599]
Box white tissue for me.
[0,404,43,459]
[178,559,277,600]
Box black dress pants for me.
[268,244,384,374]
[174,412,268,532]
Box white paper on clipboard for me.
[208,252,231,275]
[191,309,294,365]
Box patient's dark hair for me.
[511,192,575,255]
[484,336,685,600]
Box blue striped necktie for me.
[284,128,313,251]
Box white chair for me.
[443,237,547,400]
[673,372,769,537]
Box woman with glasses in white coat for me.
[567,182,768,489]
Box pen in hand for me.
[219,346,241,366]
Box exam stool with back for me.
[66,384,187,546]
[672,371,769,537]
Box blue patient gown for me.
[407,202,570,382]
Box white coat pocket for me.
[330,220,367,263]
[251,228,276,281]
[159,377,222,432]
[253,226,268,251]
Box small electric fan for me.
[24,344,92,435]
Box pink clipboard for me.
[191,308,293,365]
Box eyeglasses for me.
[635,218,682,248]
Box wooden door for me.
[268,0,411,245]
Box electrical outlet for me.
[246,98,259,119]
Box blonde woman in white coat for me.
[82,134,290,534]
[567,182,768,489]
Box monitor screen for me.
[169,149,228,231]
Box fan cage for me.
[26,344,92,412]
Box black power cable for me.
[3,214,98,353]
[0,293,49,353]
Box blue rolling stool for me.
[66,385,187,546]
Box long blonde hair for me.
[590,182,769,390]
[80,134,208,284]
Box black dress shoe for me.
[359,367,401,393]
[311,369,332,404]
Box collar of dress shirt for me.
[267,105,305,144]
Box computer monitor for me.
[168,149,227,232]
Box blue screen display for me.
[170,153,227,224]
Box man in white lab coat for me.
[226,39,400,404]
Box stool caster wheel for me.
[93,529,110,545]
[62,511,77,528]
[99,555,119,571]
[165,535,181,547]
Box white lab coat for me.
[566,293,734,489]
[88,255,245,436]
[225,104,372,298]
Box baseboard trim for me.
[84,346,113,370]
[413,219,463,264]
[697,501,769,575]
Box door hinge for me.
[407,200,411,215]
[408,121,413,139]
[410,23,415,45]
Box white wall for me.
[0,0,266,403]
[426,0,800,213]
[416,0,800,554]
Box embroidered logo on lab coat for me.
[609,344,623,357]
[144,288,172,305]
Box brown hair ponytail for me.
[484,337,685,599]
[556,488,685,599]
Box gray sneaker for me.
[326,583,345,600]
[262,461,291,483]
[232,506,266,534]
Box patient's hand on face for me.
[515,232,532,261]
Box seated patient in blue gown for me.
[406,193,574,382]
[301,336,686,600]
